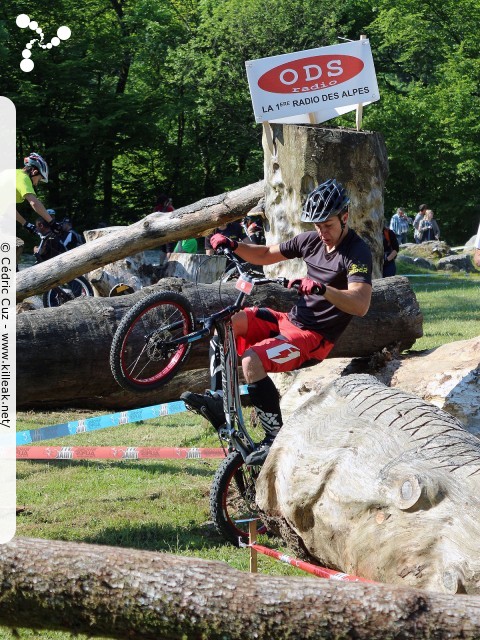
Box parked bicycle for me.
[34,229,94,307]
[109,249,291,545]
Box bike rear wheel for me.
[42,276,94,308]
[210,450,263,546]
[110,291,194,392]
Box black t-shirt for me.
[280,229,372,342]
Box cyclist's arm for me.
[24,194,54,224]
[16,210,27,225]
[324,281,372,317]
[233,242,287,265]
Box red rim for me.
[120,300,189,386]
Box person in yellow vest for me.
[16,152,60,235]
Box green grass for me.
[8,268,480,639]
[396,262,480,351]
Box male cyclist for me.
[182,179,373,465]
[16,152,60,235]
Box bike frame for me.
[157,250,286,460]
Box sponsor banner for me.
[16,447,225,460]
[245,39,379,124]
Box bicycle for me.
[109,249,290,545]
[34,230,94,307]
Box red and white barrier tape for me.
[16,446,225,461]
[248,542,377,584]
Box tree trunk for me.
[15,181,264,302]
[262,125,389,279]
[0,537,479,640]
[256,374,480,594]
[17,276,422,410]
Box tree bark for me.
[15,181,264,302]
[0,537,479,640]
[17,276,422,410]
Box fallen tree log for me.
[15,180,264,302]
[0,537,479,640]
[17,276,422,410]
[256,374,480,594]
[270,336,480,437]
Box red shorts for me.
[235,307,334,374]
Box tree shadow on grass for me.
[84,521,225,552]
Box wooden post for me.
[356,35,367,131]
[249,519,258,573]
[262,122,276,158]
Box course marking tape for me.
[16,447,226,460]
[246,542,377,584]
[16,386,249,445]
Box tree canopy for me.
[2,0,478,243]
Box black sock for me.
[209,335,222,393]
[247,376,283,439]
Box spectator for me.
[419,209,440,242]
[243,215,266,245]
[474,222,480,268]
[16,152,60,235]
[154,193,175,263]
[389,208,410,245]
[205,221,247,270]
[205,221,246,255]
[383,226,399,277]
[413,204,428,244]
[60,218,85,250]
[174,238,198,253]
[33,218,66,262]
[182,179,372,466]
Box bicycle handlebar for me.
[217,247,319,293]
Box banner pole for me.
[356,35,367,131]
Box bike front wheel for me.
[210,450,263,546]
[42,276,94,308]
[110,291,195,392]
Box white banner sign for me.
[245,39,379,125]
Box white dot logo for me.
[16,14,72,72]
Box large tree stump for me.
[256,374,480,594]
[0,537,479,640]
[16,276,422,410]
[262,125,389,279]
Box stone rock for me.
[402,241,451,261]
[396,254,415,265]
[437,253,474,273]
[413,257,437,270]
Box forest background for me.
[1,0,479,245]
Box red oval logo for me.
[258,55,364,94]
